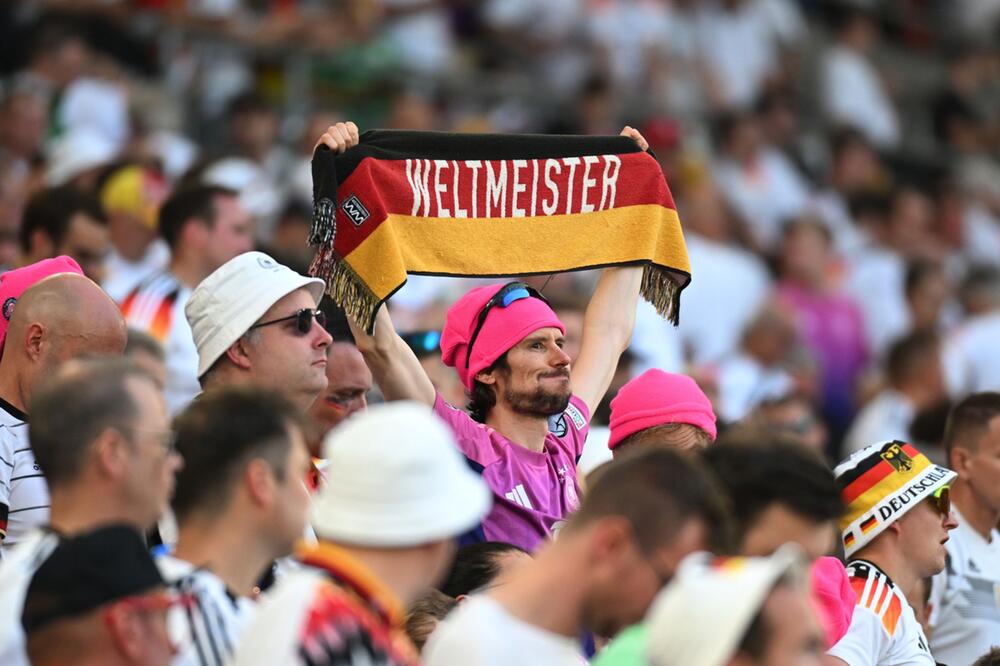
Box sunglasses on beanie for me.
[465,282,550,368]
[250,308,327,336]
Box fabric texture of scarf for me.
[309,130,691,333]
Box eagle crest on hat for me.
[881,441,913,472]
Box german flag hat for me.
[834,440,955,558]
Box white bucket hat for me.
[185,251,325,377]
[312,401,492,547]
[645,546,809,666]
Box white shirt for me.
[675,233,772,365]
[828,560,934,666]
[845,244,909,357]
[0,400,45,557]
[714,352,794,423]
[424,595,585,666]
[156,554,256,666]
[929,507,1000,666]
[843,390,915,456]
[121,270,200,415]
[943,311,1000,396]
[693,1,781,109]
[821,45,900,149]
[712,149,812,251]
[103,239,171,304]
[0,529,59,666]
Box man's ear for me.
[93,428,131,481]
[475,369,497,386]
[104,603,147,661]
[244,458,276,508]
[950,446,972,477]
[225,338,253,370]
[23,322,46,363]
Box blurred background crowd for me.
[1,0,1000,463]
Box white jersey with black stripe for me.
[156,554,256,666]
[0,398,47,558]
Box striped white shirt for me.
[0,399,47,557]
[156,554,256,666]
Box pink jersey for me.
[433,393,590,552]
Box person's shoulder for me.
[846,562,904,637]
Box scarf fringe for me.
[641,264,682,326]
[309,245,381,334]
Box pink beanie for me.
[440,283,565,391]
[0,256,84,354]
[810,556,856,649]
[608,369,717,449]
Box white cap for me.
[646,546,809,666]
[185,251,325,377]
[45,128,118,186]
[312,401,492,547]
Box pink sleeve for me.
[432,393,497,466]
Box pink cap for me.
[810,556,856,649]
[608,369,717,449]
[0,256,85,353]
[440,283,565,391]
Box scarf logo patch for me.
[341,194,370,227]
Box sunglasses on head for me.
[929,485,951,518]
[250,308,326,336]
[465,282,549,369]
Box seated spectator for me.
[0,271,127,554]
[820,7,900,150]
[18,186,110,282]
[439,542,531,599]
[703,437,843,559]
[22,525,178,666]
[711,111,812,252]
[163,386,312,665]
[844,331,945,455]
[667,180,771,366]
[714,305,797,424]
[595,547,823,666]
[608,369,717,456]
[0,359,181,666]
[942,268,1000,396]
[99,165,172,303]
[424,448,729,664]
[233,402,491,666]
[775,219,868,436]
[122,184,253,415]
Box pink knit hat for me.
[0,256,84,354]
[608,369,717,449]
[440,283,565,391]
[810,556,856,649]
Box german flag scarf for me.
[309,130,691,333]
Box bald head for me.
[4,273,126,378]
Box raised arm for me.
[570,266,643,415]
[348,305,437,407]
[569,126,649,414]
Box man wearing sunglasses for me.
[185,251,332,411]
[927,393,1000,665]
[827,440,958,666]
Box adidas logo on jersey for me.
[504,484,533,509]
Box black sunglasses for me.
[250,308,326,336]
[465,282,549,368]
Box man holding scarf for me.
[317,125,650,552]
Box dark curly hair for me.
[466,353,509,423]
